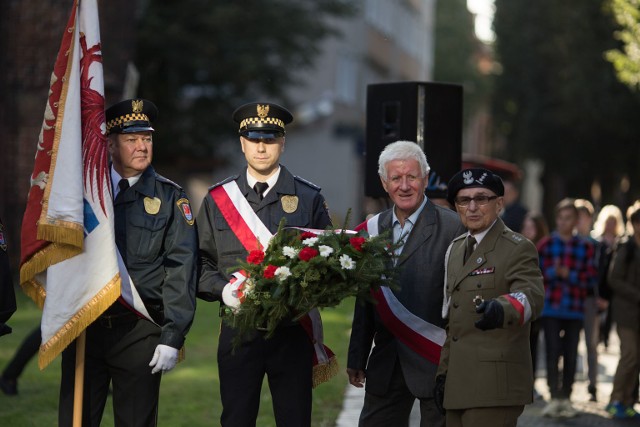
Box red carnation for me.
[263,264,277,279]
[247,249,265,265]
[300,231,318,240]
[350,237,366,252]
[298,247,319,261]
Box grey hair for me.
[377,140,430,180]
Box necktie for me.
[114,179,130,262]
[464,236,477,264]
[254,182,269,200]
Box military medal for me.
[281,195,298,213]
[144,197,161,215]
[473,295,484,307]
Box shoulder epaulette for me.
[502,229,526,244]
[294,175,321,191]
[208,175,239,190]
[155,173,182,190]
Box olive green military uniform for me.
[438,218,544,426]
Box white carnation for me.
[319,245,334,257]
[339,254,355,270]
[302,237,319,246]
[275,266,292,281]
[282,246,298,258]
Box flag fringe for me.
[38,274,121,370]
[37,220,84,249]
[312,355,339,388]
[20,279,47,310]
[19,241,81,287]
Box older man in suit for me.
[347,140,465,427]
[435,168,544,427]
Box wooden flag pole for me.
[73,330,86,427]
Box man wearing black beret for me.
[58,98,198,427]
[435,168,544,427]
[197,102,332,426]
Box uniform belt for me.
[96,311,140,328]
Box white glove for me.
[222,276,246,310]
[149,344,179,374]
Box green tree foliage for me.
[433,0,490,123]
[136,0,355,167]
[492,0,640,204]
[606,0,640,89]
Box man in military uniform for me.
[197,102,331,427]
[59,99,198,427]
[435,168,544,427]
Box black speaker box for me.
[364,81,463,198]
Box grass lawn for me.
[0,291,356,426]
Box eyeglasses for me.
[454,195,498,207]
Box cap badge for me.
[463,170,474,184]
[144,196,161,215]
[132,99,143,113]
[281,195,299,213]
[257,104,269,119]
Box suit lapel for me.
[396,203,434,265]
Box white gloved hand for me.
[149,344,179,374]
[221,276,245,311]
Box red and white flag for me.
[19,0,120,369]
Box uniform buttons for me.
[452,336,458,342]
[453,302,459,309]
[476,283,482,288]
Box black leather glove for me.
[434,374,446,415]
[474,299,504,331]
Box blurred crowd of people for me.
[502,185,640,421]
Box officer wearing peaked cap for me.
[434,168,544,427]
[197,101,332,427]
[59,98,198,427]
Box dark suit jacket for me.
[347,200,464,398]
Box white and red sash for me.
[209,180,338,387]
[358,214,446,365]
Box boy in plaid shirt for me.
[537,198,597,418]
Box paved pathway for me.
[335,329,637,426]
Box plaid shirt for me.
[537,232,598,319]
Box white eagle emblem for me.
[463,170,474,184]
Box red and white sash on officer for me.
[210,180,337,387]
[358,214,446,365]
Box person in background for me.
[574,198,600,401]
[435,168,544,427]
[605,201,640,419]
[347,140,464,427]
[500,179,528,233]
[537,198,598,419]
[197,102,332,427]
[0,326,40,395]
[521,211,550,400]
[0,218,16,339]
[59,99,199,427]
[592,204,625,350]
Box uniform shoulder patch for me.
[0,222,7,251]
[176,198,195,226]
[155,173,182,190]
[209,175,239,190]
[294,175,321,191]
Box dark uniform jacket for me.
[347,200,465,398]
[608,238,640,332]
[438,218,544,409]
[197,165,331,302]
[115,165,198,349]
[0,219,16,337]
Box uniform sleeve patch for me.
[177,198,195,225]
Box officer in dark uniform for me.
[197,102,331,427]
[0,218,16,338]
[59,99,198,427]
